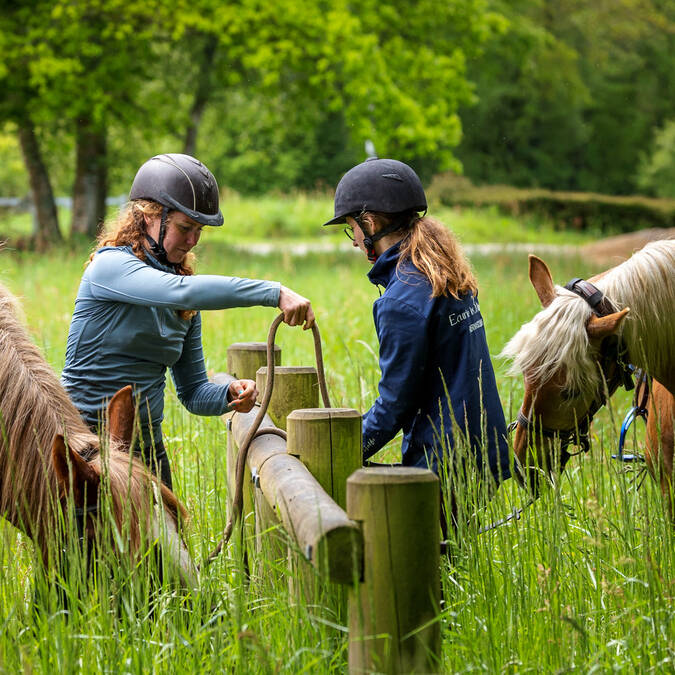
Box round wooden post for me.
[286,408,362,617]
[286,408,362,510]
[347,467,440,674]
[256,366,319,430]
[227,342,281,381]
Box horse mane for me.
[0,282,187,557]
[502,239,675,395]
[600,239,675,381]
[0,283,96,541]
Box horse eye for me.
[560,387,581,401]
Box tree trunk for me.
[71,116,107,237]
[183,36,218,157]
[16,121,61,248]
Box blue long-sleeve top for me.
[363,242,510,483]
[61,245,280,448]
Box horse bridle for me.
[509,277,634,462]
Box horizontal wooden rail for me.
[229,406,362,585]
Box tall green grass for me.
[0,219,671,672]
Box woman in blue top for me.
[324,158,510,525]
[62,154,314,490]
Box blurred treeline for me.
[1,0,673,245]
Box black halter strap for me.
[563,278,615,316]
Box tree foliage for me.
[2,0,673,242]
[457,0,675,194]
[637,119,675,198]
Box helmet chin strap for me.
[355,214,378,263]
[145,207,175,268]
[358,214,416,263]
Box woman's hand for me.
[278,285,315,329]
[228,379,258,413]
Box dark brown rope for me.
[204,313,331,565]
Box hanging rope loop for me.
[204,313,331,566]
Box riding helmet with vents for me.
[322,158,427,227]
[130,153,224,227]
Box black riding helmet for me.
[130,153,224,227]
[324,158,427,262]
[322,157,427,227]
[129,153,223,266]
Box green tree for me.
[183,0,503,190]
[457,0,590,189]
[457,0,675,194]
[0,3,62,247]
[2,0,503,232]
[567,0,675,193]
[637,119,675,198]
[27,0,175,236]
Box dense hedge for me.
[427,174,675,233]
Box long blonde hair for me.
[92,200,196,320]
[369,212,477,299]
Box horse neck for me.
[596,242,675,388]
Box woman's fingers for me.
[229,379,258,412]
[278,285,315,330]
[303,305,316,330]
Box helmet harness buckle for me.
[144,206,174,268]
[356,211,424,263]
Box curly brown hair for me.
[91,200,197,320]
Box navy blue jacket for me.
[363,243,510,483]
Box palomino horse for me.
[0,282,197,585]
[501,240,674,513]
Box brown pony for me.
[0,282,197,584]
[501,240,674,514]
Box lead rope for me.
[203,313,331,566]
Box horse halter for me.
[509,277,634,461]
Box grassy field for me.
[0,192,601,247]
[0,207,672,672]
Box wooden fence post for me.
[286,408,362,510]
[227,342,281,381]
[286,408,362,616]
[253,367,320,571]
[229,405,362,584]
[347,467,441,674]
[256,366,319,430]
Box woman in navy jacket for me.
[324,159,510,518]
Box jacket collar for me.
[145,248,179,274]
[98,245,179,274]
[367,241,402,288]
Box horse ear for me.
[528,255,556,308]
[107,385,135,447]
[587,307,630,340]
[52,434,100,505]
